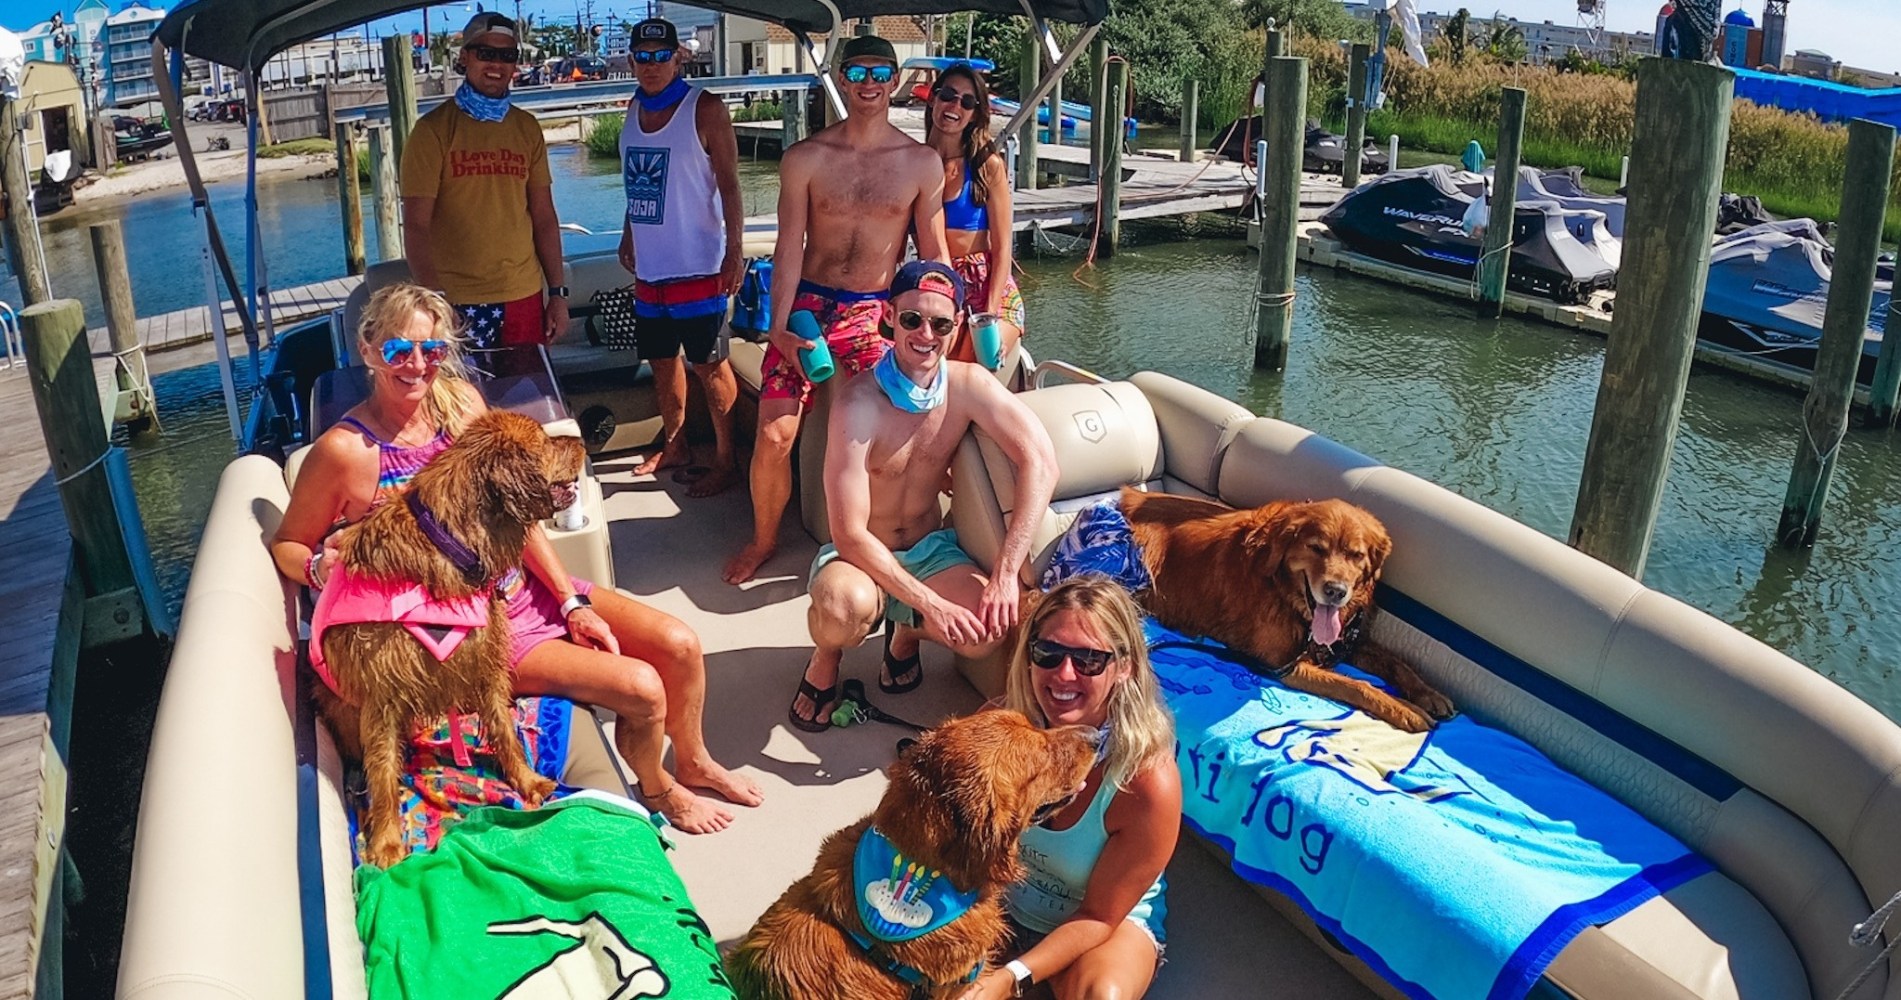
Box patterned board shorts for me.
[952,251,1027,332]
[760,281,890,409]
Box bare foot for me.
[645,780,735,834]
[633,435,692,477]
[722,540,777,584]
[687,463,739,499]
[677,755,764,807]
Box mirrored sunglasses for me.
[933,88,981,111]
[468,44,521,64]
[632,48,676,64]
[842,63,896,84]
[380,338,451,366]
[1029,639,1116,676]
[895,310,957,337]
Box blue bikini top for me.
[943,158,989,232]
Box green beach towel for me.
[355,792,735,999]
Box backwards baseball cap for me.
[838,34,899,65]
[629,18,679,48]
[461,11,517,43]
[890,260,965,309]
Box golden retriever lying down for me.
[1120,487,1454,732]
[727,710,1098,999]
[311,410,587,867]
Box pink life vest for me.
[309,565,494,697]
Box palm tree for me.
[429,30,456,69]
[1474,13,1526,63]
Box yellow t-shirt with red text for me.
[400,103,552,304]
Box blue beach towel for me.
[1151,622,1710,1000]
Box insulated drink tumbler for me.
[789,310,833,382]
[970,312,1005,371]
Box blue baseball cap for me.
[890,260,965,309]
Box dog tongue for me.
[1311,605,1343,647]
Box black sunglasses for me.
[842,63,897,84]
[467,44,521,64]
[933,88,981,111]
[632,49,676,64]
[1029,639,1117,676]
[896,310,957,337]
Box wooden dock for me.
[0,351,116,1000]
[87,276,362,364]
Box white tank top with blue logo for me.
[618,85,725,282]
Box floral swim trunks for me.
[951,251,1026,332]
[760,280,890,409]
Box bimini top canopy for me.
[155,0,1107,73]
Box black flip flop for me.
[880,627,923,695]
[788,676,837,733]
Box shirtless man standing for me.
[788,261,1057,729]
[722,34,950,584]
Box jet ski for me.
[1319,164,1619,303]
[1698,220,1891,385]
[1208,116,1391,175]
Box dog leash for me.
[829,679,927,733]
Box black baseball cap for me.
[838,34,898,66]
[890,260,965,309]
[629,18,679,48]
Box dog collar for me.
[844,926,980,996]
[1275,609,1367,677]
[853,826,978,943]
[406,490,488,587]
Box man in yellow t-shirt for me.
[401,12,570,360]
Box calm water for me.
[109,163,1900,723]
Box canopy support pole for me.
[994,21,1100,146]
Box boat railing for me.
[0,302,20,371]
[1031,358,1109,388]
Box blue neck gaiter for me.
[873,347,946,413]
[637,77,691,113]
[454,82,512,123]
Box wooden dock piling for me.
[1255,55,1308,370]
[1569,59,1734,578]
[1,95,50,306]
[1019,32,1040,191]
[88,221,156,431]
[1098,60,1127,256]
[383,35,418,169]
[1342,44,1370,189]
[1180,79,1199,162]
[1778,118,1895,546]
[1477,86,1526,317]
[1872,296,1901,426]
[1049,71,1064,150]
[368,124,403,261]
[335,124,366,277]
[1089,35,1109,183]
[21,300,139,601]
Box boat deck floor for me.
[583,449,1376,997]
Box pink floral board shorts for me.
[760,280,890,409]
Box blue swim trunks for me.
[809,529,976,628]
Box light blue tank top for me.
[1006,774,1167,938]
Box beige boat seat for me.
[946,371,1863,1000]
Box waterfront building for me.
[1789,47,1840,81]
[102,3,165,106]
[1345,4,1653,65]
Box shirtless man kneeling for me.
[788,261,1057,729]
[722,34,949,585]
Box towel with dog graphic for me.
[356,792,735,999]
[1149,622,1710,1000]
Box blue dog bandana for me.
[853,826,977,942]
[453,82,513,123]
[872,348,946,414]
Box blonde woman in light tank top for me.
[966,575,1181,1000]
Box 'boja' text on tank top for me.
[618,85,725,283]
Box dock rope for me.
[53,446,113,488]
[1832,889,1901,1000]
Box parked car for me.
[555,55,608,81]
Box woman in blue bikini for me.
[923,63,1026,366]
[964,574,1180,999]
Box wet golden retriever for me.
[1120,487,1453,732]
[727,710,1098,999]
[314,410,587,867]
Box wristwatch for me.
[1004,959,1032,997]
[547,285,571,300]
[558,593,592,618]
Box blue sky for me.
[0,0,1893,76]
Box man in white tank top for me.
[618,18,746,497]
